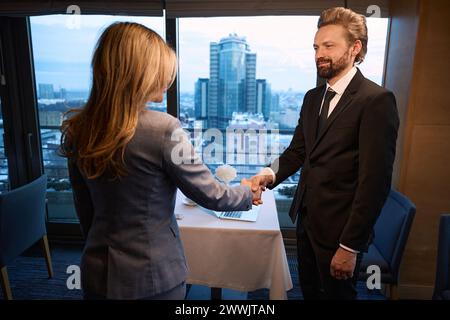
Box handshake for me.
[240,172,275,206]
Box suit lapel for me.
[310,69,365,155]
[308,85,326,147]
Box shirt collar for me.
[326,66,358,96]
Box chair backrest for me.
[0,174,48,266]
[373,189,416,280]
[433,214,450,299]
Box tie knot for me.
[325,88,336,101]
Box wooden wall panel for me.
[384,0,420,188]
[412,1,450,125]
[400,126,450,288]
[388,0,450,297]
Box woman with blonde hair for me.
[61,22,259,300]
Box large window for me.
[358,18,389,85]
[27,13,388,228]
[30,15,165,222]
[179,16,389,228]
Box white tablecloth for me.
[175,189,293,300]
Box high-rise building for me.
[58,87,67,100]
[271,93,280,113]
[208,34,258,128]
[208,42,220,129]
[245,53,257,114]
[38,83,55,99]
[256,79,272,120]
[201,34,272,128]
[195,78,209,122]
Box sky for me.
[30,14,388,93]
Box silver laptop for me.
[200,205,261,222]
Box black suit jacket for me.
[269,69,399,252]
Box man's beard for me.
[316,51,350,79]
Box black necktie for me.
[317,88,337,138]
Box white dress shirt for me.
[320,66,358,117]
[260,67,359,253]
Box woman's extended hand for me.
[241,178,263,205]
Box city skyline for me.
[3,13,392,229]
[30,15,389,94]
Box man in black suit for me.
[246,7,399,299]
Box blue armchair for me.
[0,174,53,300]
[358,189,416,299]
[432,214,450,300]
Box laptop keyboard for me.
[221,211,243,218]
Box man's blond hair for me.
[318,7,368,64]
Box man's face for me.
[313,24,355,80]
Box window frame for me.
[0,16,43,188]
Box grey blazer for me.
[68,110,253,299]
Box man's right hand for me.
[241,178,263,205]
[249,174,274,205]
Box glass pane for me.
[30,15,165,223]
[179,16,389,229]
[358,17,389,85]
[0,98,10,192]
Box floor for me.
[0,243,385,300]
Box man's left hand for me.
[330,247,357,280]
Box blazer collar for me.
[310,68,365,154]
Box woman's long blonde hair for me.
[60,22,177,179]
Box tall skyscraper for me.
[245,53,257,114]
[208,42,220,128]
[200,34,272,128]
[58,87,67,100]
[256,79,272,120]
[195,78,209,122]
[208,34,258,128]
[271,93,280,113]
